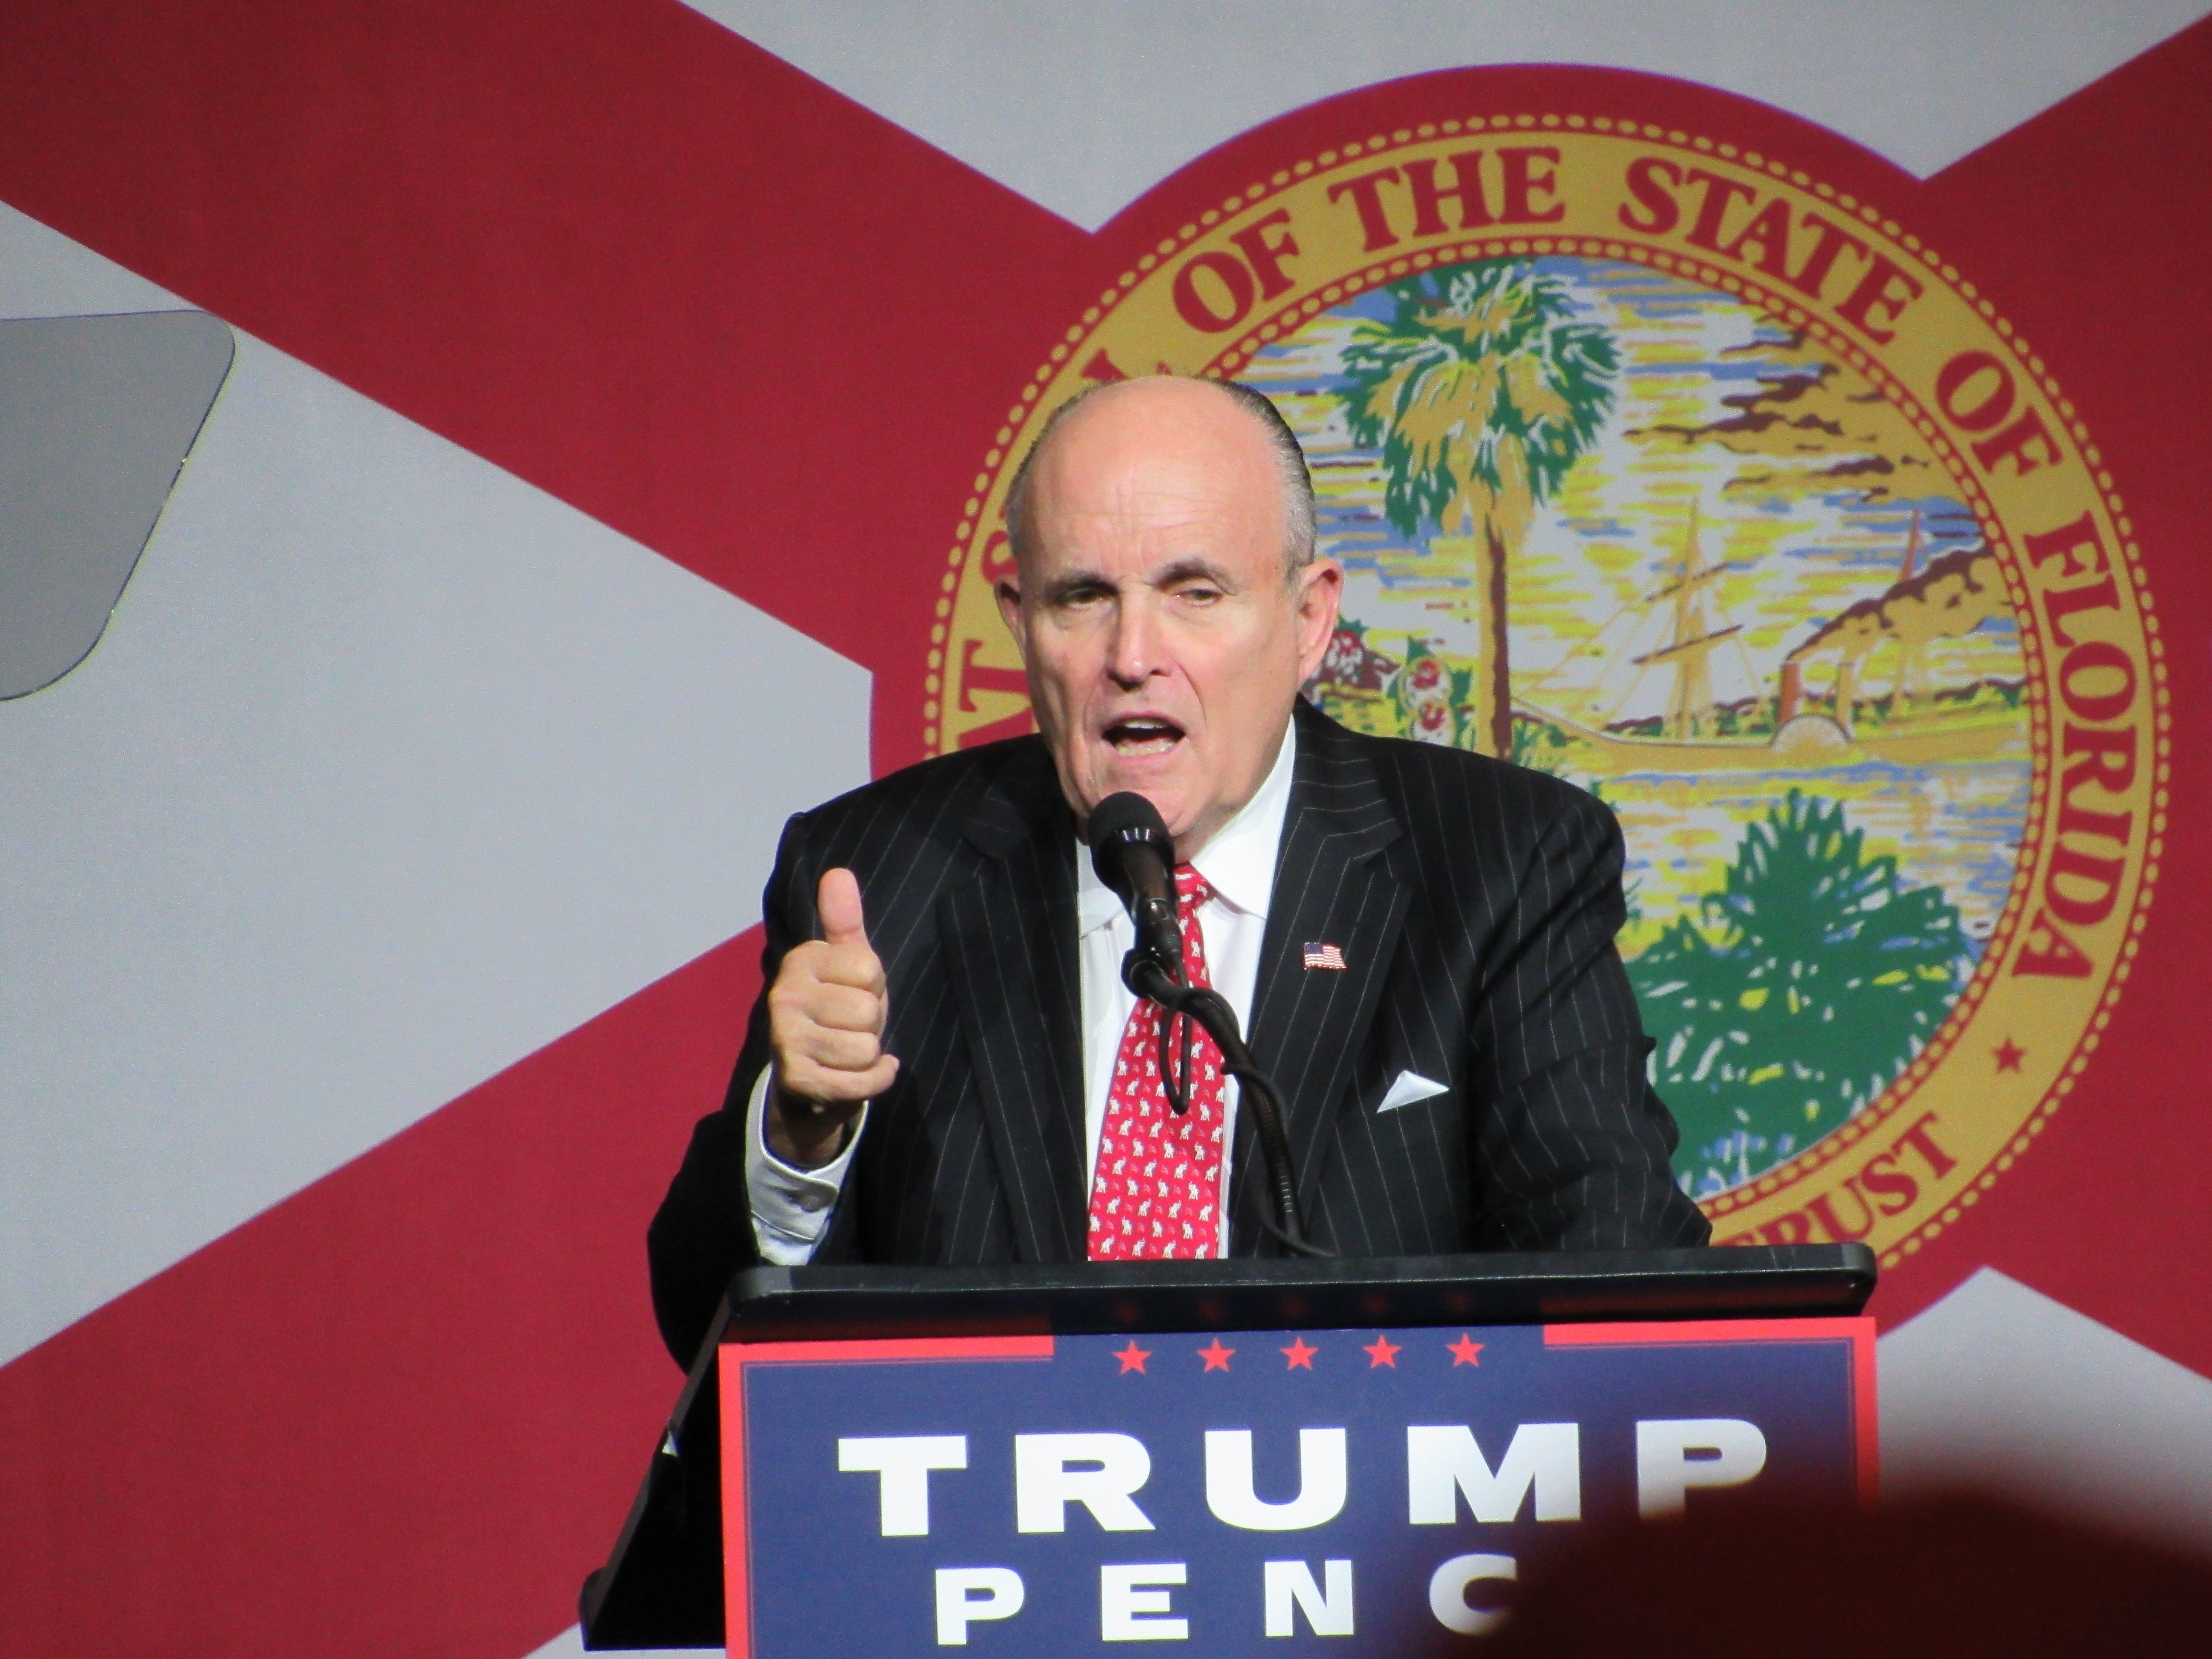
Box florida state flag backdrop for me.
[2,4,2209,1654]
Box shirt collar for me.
[1074,715,1298,937]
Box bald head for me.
[990,374,1343,859]
[1005,377,1318,581]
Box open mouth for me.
[1104,716,1185,757]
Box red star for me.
[1197,1338,1235,1372]
[1114,1340,1151,1374]
[1281,1337,1318,1370]
[1994,1038,2025,1072]
[1363,1334,1401,1368]
[1448,1334,1485,1367]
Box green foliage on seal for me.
[1337,260,1620,541]
[1629,790,1973,1196]
[1331,260,1621,755]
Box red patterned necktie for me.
[1087,866,1227,1260]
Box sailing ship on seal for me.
[1513,505,2026,776]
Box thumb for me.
[817,866,869,947]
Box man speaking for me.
[649,376,1707,1365]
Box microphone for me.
[1087,792,1184,977]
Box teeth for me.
[1109,721,1179,748]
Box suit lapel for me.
[1233,704,1408,1251]
[937,757,1089,1262]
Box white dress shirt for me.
[745,718,1299,1263]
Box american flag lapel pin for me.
[1302,940,1347,971]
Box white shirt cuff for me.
[744,1065,865,1265]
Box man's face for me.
[996,380,1342,860]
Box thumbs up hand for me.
[766,867,898,1167]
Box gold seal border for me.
[922,116,2170,1267]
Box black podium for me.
[580,1245,1873,1650]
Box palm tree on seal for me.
[1336,261,1618,755]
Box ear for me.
[993,575,1029,664]
[1291,558,1344,685]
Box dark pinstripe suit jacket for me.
[649,699,1708,1363]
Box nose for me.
[1105,590,1163,689]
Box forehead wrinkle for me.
[1057,469,1242,529]
[1041,480,1268,572]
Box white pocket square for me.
[1378,1070,1449,1113]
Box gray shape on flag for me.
[0,310,235,698]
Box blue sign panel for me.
[720,1319,1874,1655]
